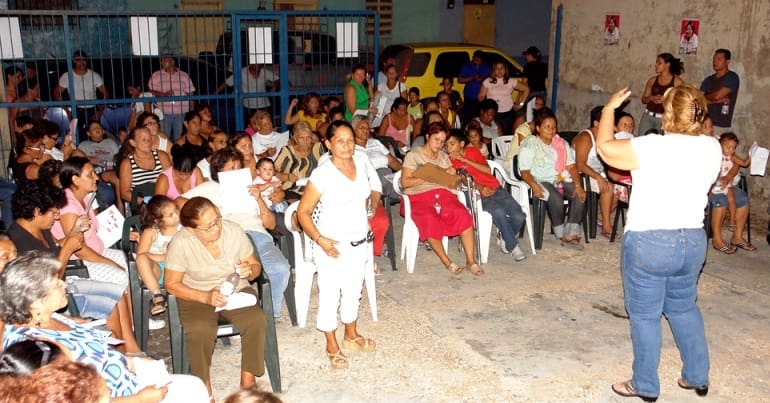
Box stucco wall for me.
[550,1,770,222]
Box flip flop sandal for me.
[150,293,167,316]
[713,243,737,254]
[342,336,376,353]
[445,262,464,275]
[677,377,709,396]
[468,263,485,277]
[611,380,658,402]
[733,242,757,251]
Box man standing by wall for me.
[700,49,739,140]
[53,50,109,139]
[149,54,196,141]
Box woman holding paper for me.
[399,121,481,276]
[0,252,210,402]
[164,196,267,398]
[51,157,129,288]
[344,64,375,122]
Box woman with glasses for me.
[136,111,172,154]
[297,121,381,370]
[0,252,209,402]
[273,121,325,202]
[165,197,267,399]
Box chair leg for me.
[283,279,298,327]
[167,295,188,374]
[139,289,152,352]
[610,205,624,242]
[259,279,282,393]
[364,253,378,322]
[533,199,546,250]
[383,200,398,271]
[294,267,314,328]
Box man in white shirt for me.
[53,50,109,139]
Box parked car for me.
[380,43,524,101]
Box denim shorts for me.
[709,186,748,209]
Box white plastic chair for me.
[456,189,493,264]
[491,135,515,163]
[487,160,536,255]
[392,171,448,274]
[284,201,377,328]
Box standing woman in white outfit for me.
[297,120,381,370]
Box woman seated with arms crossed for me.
[273,121,325,202]
[297,121,380,370]
[7,180,140,353]
[518,108,586,249]
[164,197,267,399]
[0,252,209,402]
[400,121,482,275]
[445,130,528,262]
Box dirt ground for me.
[149,212,770,403]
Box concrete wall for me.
[549,1,770,222]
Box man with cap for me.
[53,50,109,139]
[458,50,490,125]
[522,46,547,103]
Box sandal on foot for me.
[342,336,376,353]
[468,263,485,277]
[150,293,167,316]
[445,262,464,275]
[560,237,585,251]
[611,380,658,402]
[733,242,757,251]
[713,243,737,254]
[677,378,708,396]
[327,350,348,369]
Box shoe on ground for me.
[148,318,166,330]
[512,245,526,262]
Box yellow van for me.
[380,43,525,101]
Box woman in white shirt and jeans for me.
[597,85,720,401]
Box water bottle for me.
[721,103,729,115]
[220,266,241,297]
[433,194,442,215]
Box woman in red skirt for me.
[399,121,481,276]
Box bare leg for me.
[426,238,452,268]
[726,188,737,229]
[729,205,750,244]
[115,293,142,354]
[240,370,257,388]
[710,207,729,248]
[135,254,162,295]
[459,227,477,267]
[599,190,614,235]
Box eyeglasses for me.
[197,216,222,233]
[47,208,61,218]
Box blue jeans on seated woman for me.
[621,229,710,397]
[67,278,124,319]
[480,187,526,253]
[247,230,291,317]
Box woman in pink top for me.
[478,62,530,136]
[378,97,414,150]
[155,144,203,200]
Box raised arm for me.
[596,88,639,170]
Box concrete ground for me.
[150,210,770,402]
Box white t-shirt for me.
[626,134,721,232]
[362,139,390,170]
[226,66,278,109]
[196,158,211,180]
[309,153,381,242]
[252,131,290,161]
[58,69,104,105]
[132,92,163,121]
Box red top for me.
[450,146,500,191]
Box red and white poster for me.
[679,18,700,56]
[604,13,620,46]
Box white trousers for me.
[83,248,129,291]
[313,242,368,332]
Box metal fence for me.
[0,9,378,176]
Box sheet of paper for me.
[217,168,258,215]
[96,204,124,248]
[749,141,769,176]
[215,291,257,312]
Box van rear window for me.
[406,52,430,77]
[434,52,470,78]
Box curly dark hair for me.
[11,180,66,221]
[210,147,244,183]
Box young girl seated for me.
[284,92,327,134]
[715,132,750,231]
[253,158,289,213]
[407,87,423,121]
[465,123,489,158]
[135,195,181,324]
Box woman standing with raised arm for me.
[597,86,720,401]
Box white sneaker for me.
[148,318,166,330]
[498,232,512,254]
[511,246,527,262]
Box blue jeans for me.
[247,230,291,317]
[161,113,185,141]
[67,278,124,320]
[621,229,710,397]
[481,187,526,252]
[0,179,17,230]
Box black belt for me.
[350,231,374,247]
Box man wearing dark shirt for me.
[700,49,740,140]
[522,46,548,102]
[458,50,490,124]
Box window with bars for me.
[365,0,392,39]
[9,0,78,27]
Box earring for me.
[34,312,42,327]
